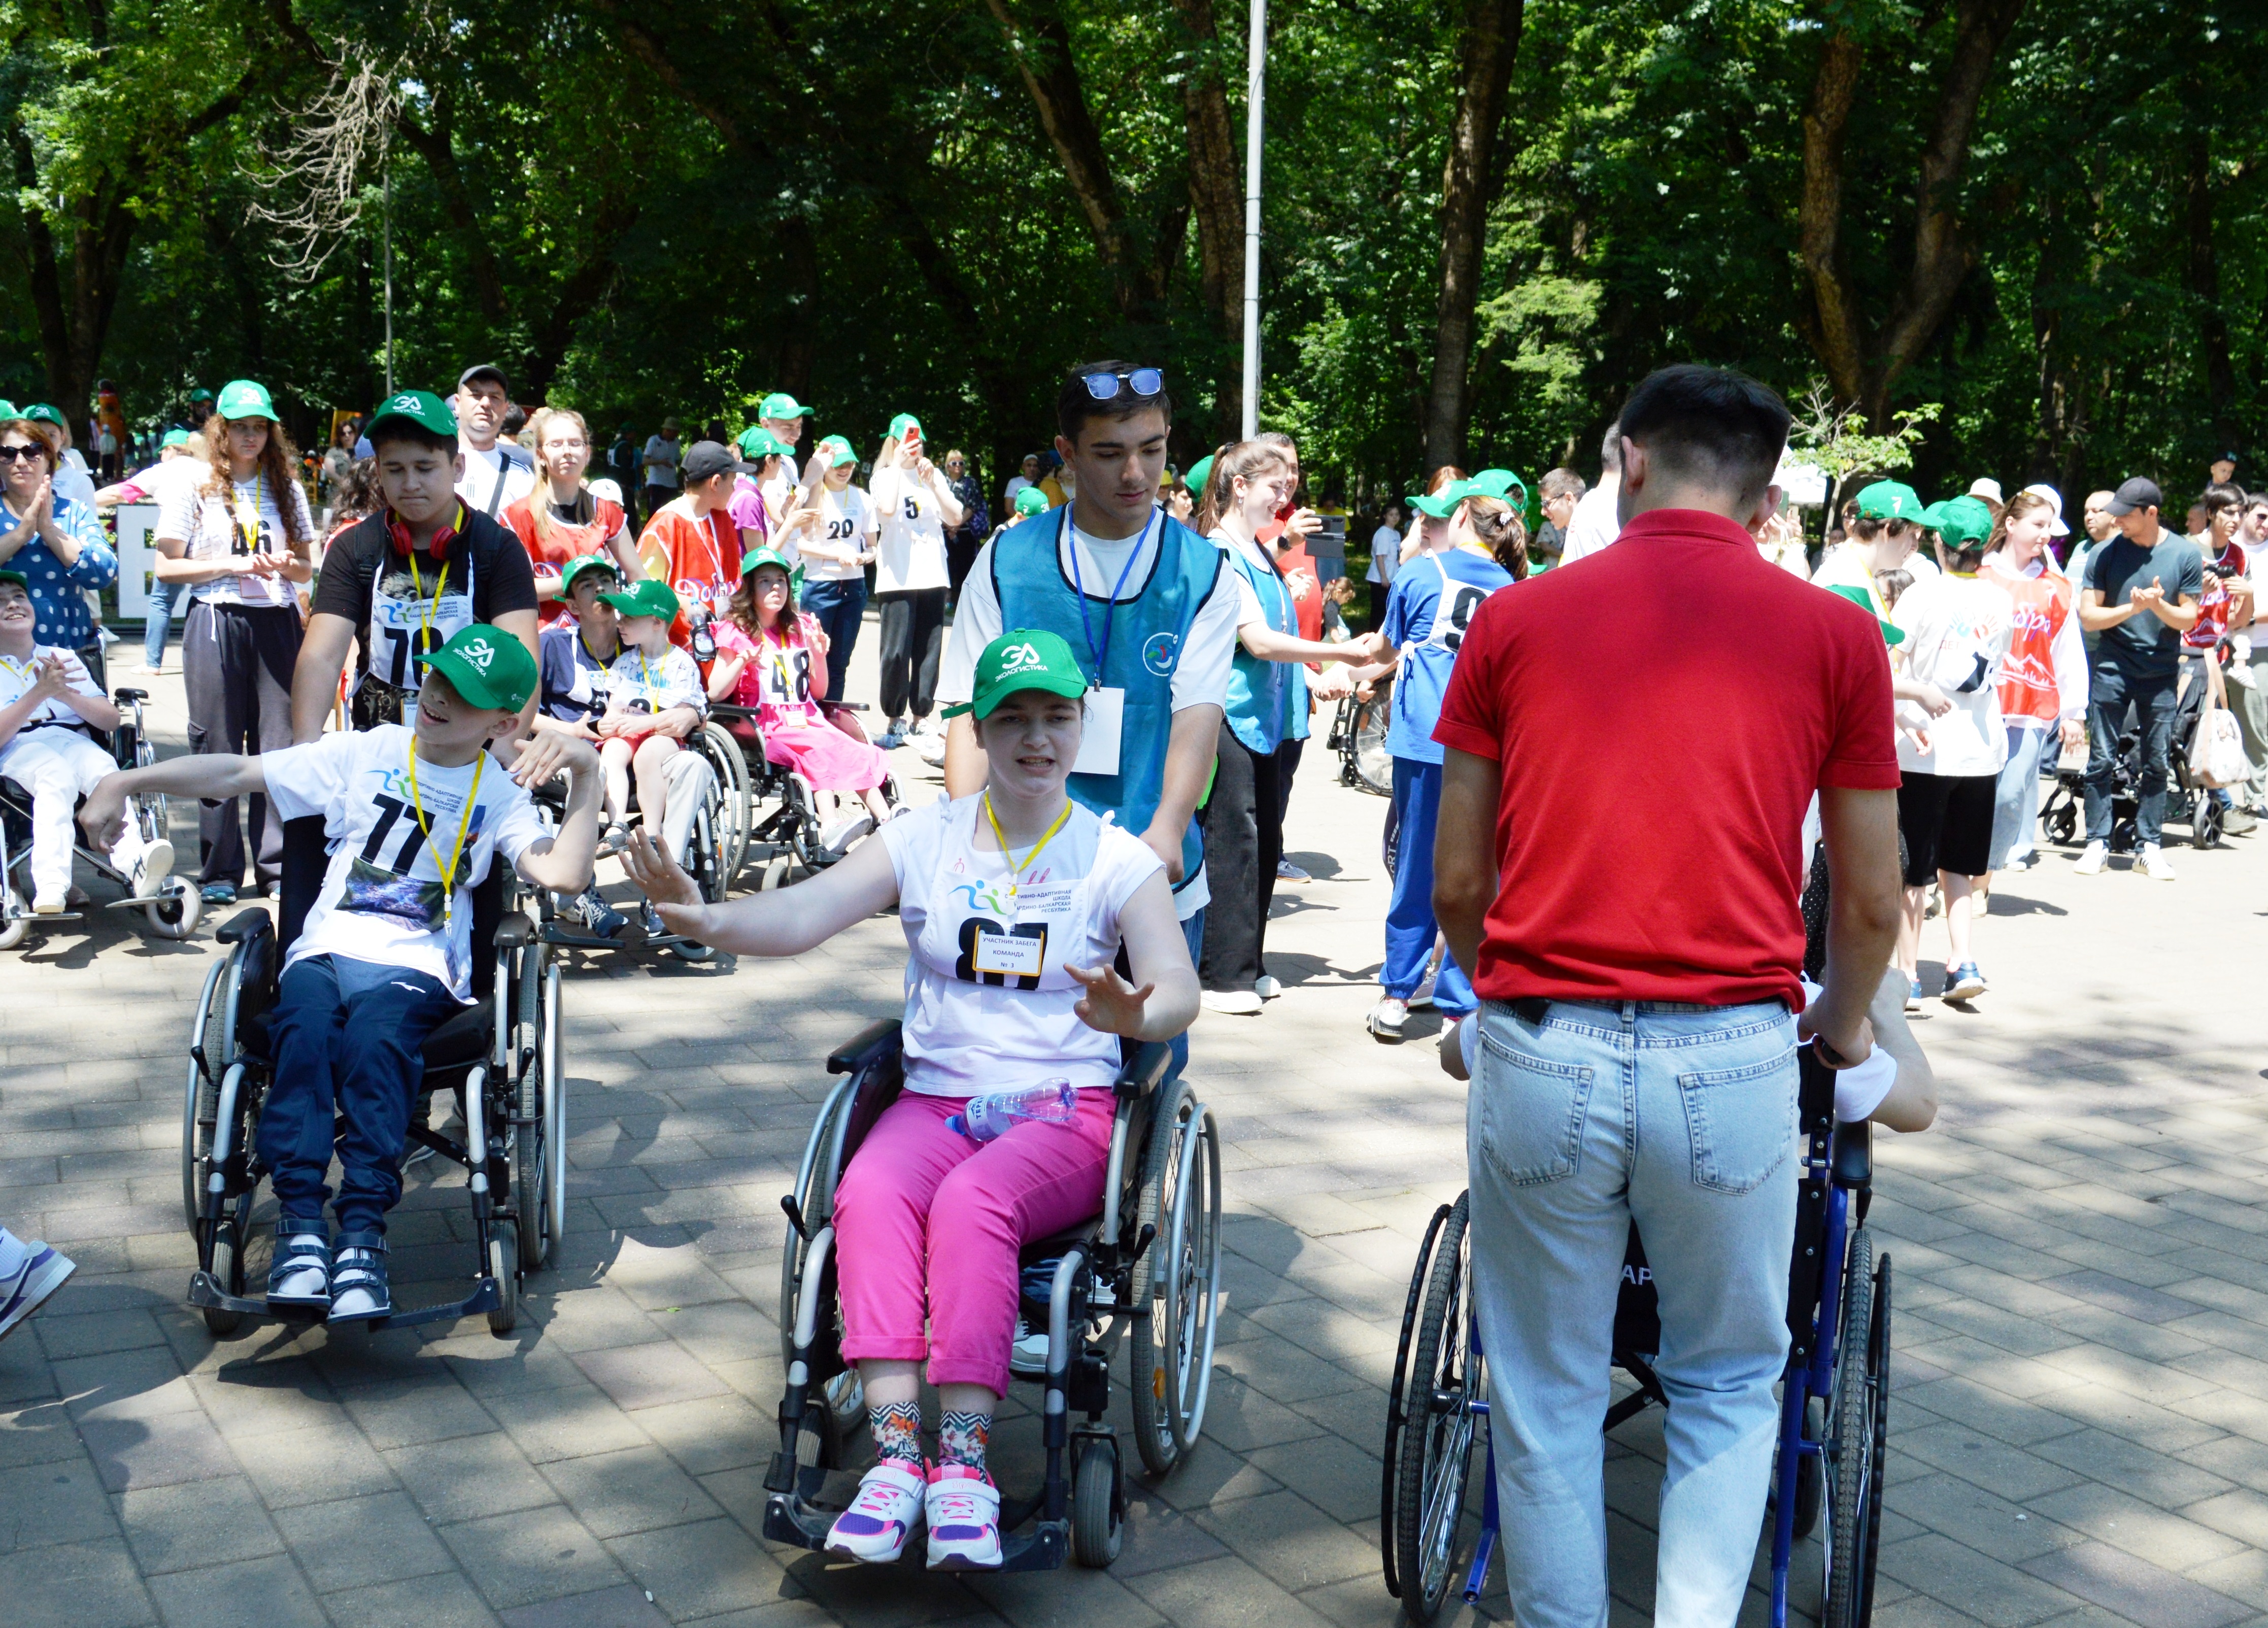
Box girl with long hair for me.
[1980,487,2086,879]
[868,416,965,750]
[502,408,638,628]
[151,380,316,903]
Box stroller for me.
[2038,654,2240,854]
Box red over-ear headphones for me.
[387,504,465,558]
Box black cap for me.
[2105,476,2162,517]
[457,363,509,394]
[2217,450,2241,464]
[681,441,744,484]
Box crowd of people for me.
[0,347,2243,1611]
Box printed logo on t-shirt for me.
[1142,631,1178,676]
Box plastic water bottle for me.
[946,1079,1077,1143]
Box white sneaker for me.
[1008,1317,1049,1378]
[819,813,875,855]
[1408,960,1441,1009]
[30,890,64,915]
[1201,988,1263,1015]
[2073,841,2109,875]
[2231,662,2257,690]
[2136,844,2177,880]
[1369,997,1408,1039]
[925,1466,1004,1571]
[132,839,174,895]
[826,1459,928,1563]
[0,1239,74,1344]
[914,732,948,767]
[1254,974,1282,1000]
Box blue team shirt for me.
[1382,549,1514,764]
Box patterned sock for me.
[869,1400,924,1466]
[939,1409,990,1474]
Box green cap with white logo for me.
[1854,480,1923,522]
[367,388,459,440]
[215,380,278,422]
[415,624,538,713]
[20,403,64,429]
[1465,468,1529,510]
[888,413,924,443]
[559,554,623,595]
[739,546,792,578]
[944,629,1090,721]
[1407,488,1466,520]
[1013,485,1051,518]
[737,426,787,460]
[1183,455,1214,497]
[760,392,814,421]
[816,434,856,468]
[598,578,680,624]
[161,428,195,450]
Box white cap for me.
[588,477,624,506]
[1968,477,2004,504]
[2020,482,2070,536]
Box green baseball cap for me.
[1407,488,1467,520]
[1921,494,1995,550]
[598,578,680,623]
[760,392,814,421]
[737,426,787,460]
[0,401,16,421]
[415,624,538,713]
[1854,480,1923,522]
[1823,583,1906,648]
[215,379,277,422]
[1183,454,1214,496]
[559,554,624,594]
[943,629,1091,721]
[816,433,856,468]
[887,413,924,443]
[1465,468,1529,509]
[0,568,28,591]
[160,428,195,450]
[1013,485,1051,518]
[20,403,64,429]
[188,387,215,403]
[367,388,459,440]
[739,546,792,578]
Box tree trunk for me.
[520,194,642,404]
[1169,0,1245,429]
[1421,0,1525,473]
[2186,126,2237,451]
[1795,26,1865,409]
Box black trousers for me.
[184,601,301,887]
[945,529,983,602]
[875,588,946,722]
[1197,723,1286,992]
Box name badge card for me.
[1072,687,1123,777]
[972,929,1046,978]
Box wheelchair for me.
[1379,1046,1889,1627]
[707,701,903,893]
[181,864,565,1340]
[0,687,202,948]
[1328,675,1393,798]
[763,1022,1221,1570]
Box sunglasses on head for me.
[1079,367,1165,402]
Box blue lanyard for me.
[1064,505,1154,685]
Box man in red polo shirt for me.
[1433,364,1901,1626]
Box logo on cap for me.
[1000,641,1042,673]
[388,393,420,413]
[462,637,495,671]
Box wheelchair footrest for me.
[763,1473,844,1552]
[187,1270,502,1331]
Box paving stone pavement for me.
[6,634,2268,1628]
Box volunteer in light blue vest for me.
[939,363,1239,1066]
[1192,437,1387,1013]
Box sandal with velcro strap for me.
[325,1232,392,1325]
[265,1220,332,1312]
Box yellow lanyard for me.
[233,474,263,556]
[403,741,485,926]
[982,793,1074,905]
[404,506,464,658]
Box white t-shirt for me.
[870,467,951,594]
[457,443,536,521]
[53,450,97,511]
[603,645,706,718]
[1367,526,1402,586]
[883,795,1162,1097]
[1004,475,1034,508]
[1892,571,2013,778]
[642,435,682,491]
[803,485,875,583]
[129,457,210,506]
[155,471,310,609]
[1559,479,1621,566]
[262,726,550,1001]
[0,643,103,744]
[1216,531,1278,629]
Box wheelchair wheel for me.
[511,948,555,1271]
[1129,1078,1222,1475]
[488,1219,519,1337]
[203,1213,247,1339]
[1071,1436,1125,1567]
[1389,1193,1479,1624]
[697,721,752,883]
[669,803,721,962]
[182,952,243,1230]
[144,875,202,940]
[1823,1229,1878,1628]
[758,854,792,892]
[543,957,566,1252]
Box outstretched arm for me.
[621,824,899,954]
[82,754,267,849]
[1067,871,1200,1042]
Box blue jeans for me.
[1383,757,1475,1012]
[259,956,459,1233]
[801,576,868,704]
[2083,664,2178,846]
[1987,723,2053,869]
[144,576,176,668]
[1468,998,1798,1628]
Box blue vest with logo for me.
[990,508,1223,898]
[1217,536,1297,755]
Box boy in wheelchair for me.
[0,569,172,910]
[625,628,1199,1570]
[79,627,602,1320]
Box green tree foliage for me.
[0,0,2257,509]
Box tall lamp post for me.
[1239,0,1265,440]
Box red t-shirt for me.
[636,498,739,646]
[1432,508,1900,1010]
[502,493,626,629]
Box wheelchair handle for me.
[112,687,149,703]
[780,1193,811,1243]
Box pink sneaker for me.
[825,1459,926,1563]
[925,1464,1003,1570]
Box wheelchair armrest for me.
[1831,1118,1872,1190]
[493,914,534,952]
[112,687,148,703]
[823,700,869,713]
[706,702,759,722]
[214,907,275,945]
[826,1018,905,1076]
[1113,1040,1174,1101]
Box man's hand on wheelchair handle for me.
[1797,998,1873,1071]
[1068,962,1153,1037]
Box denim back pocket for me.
[1476,1038,1595,1186]
[1677,1047,1797,1196]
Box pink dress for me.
[713,619,889,792]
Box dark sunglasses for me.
[0,445,47,463]
[1079,367,1164,402]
